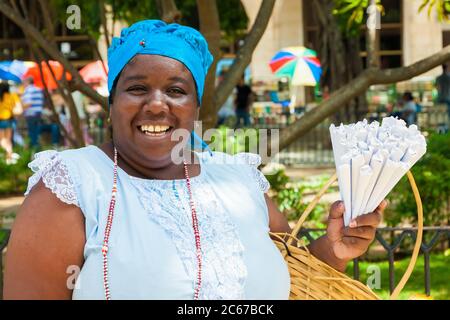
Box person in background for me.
[39,103,61,148]
[400,91,417,126]
[234,76,253,128]
[436,64,450,126]
[21,77,44,149]
[0,82,16,163]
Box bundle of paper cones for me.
[329,117,426,226]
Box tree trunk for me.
[346,36,368,119]
[155,0,181,23]
[313,0,349,124]
[212,0,276,129]
[366,0,380,69]
[197,0,221,130]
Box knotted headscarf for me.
[107,19,214,104]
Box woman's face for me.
[110,54,198,169]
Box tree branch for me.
[197,0,221,130]
[279,45,450,150]
[0,1,108,110]
[154,0,181,23]
[366,0,379,68]
[214,0,275,110]
[37,0,55,45]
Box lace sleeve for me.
[25,150,80,207]
[233,153,270,193]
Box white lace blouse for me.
[24,145,290,300]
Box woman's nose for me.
[143,90,169,114]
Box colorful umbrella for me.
[22,60,72,90]
[0,60,37,83]
[269,46,322,86]
[0,62,21,82]
[79,60,108,84]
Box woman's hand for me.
[265,194,387,272]
[308,200,387,272]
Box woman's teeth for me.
[139,125,171,136]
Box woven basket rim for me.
[274,170,423,300]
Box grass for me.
[345,252,450,300]
[0,228,8,243]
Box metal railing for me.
[298,226,450,297]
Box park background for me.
[0,0,449,300]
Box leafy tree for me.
[386,133,450,226]
[419,0,450,22]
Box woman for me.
[0,82,16,164]
[4,20,386,300]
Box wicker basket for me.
[271,171,423,300]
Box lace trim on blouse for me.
[130,175,248,300]
[232,153,270,193]
[24,150,79,207]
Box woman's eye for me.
[127,86,146,93]
[168,87,186,95]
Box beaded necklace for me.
[101,146,203,300]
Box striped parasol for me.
[269,46,322,86]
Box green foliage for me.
[265,169,334,231]
[216,0,249,41]
[174,0,248,39]
[419,0,450,22]
[0,146,33,195]
[50,0,159,39]
[333,0,383,36]
[346,253,450,299]
[333,0,449,37]
[208,126,261,155]
[386,132,450,226]
[49,0,248,42]
[0,229,6,244]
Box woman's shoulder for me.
[198,150,264,167]
[25,145,106,208]
[198,151,270,193]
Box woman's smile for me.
[136,123,174,139]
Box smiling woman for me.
[3,20,386,300]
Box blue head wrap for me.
[107,20,213,105]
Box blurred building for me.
[242,0,450,84]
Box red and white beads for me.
[102,147,203,300]
[183,159,202,300]
[102,147,118,300]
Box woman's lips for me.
[136,125,174,141]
